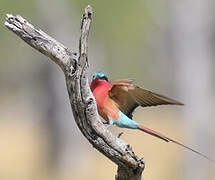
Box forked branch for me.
[5,5,144,180]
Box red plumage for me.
[90,79,119,121]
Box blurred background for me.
[0,0,215,179]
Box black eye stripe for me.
[100,76,108,81]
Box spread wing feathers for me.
[109,79,184,119]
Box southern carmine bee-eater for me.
[90,70,213,162]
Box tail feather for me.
[137,124,214,162]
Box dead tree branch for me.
[4,5,145,180]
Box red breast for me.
[90,79,110,107]
[90,79,119,120]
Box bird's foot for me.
[102,120,108,124]
[117,132,124,138]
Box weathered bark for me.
[5,5,144,179]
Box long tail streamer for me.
[137,124,214,162]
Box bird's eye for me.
[101,76,108,81]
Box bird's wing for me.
[109,79,184,119]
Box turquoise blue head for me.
[92,70,108,81]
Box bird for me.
[90,70,213,162]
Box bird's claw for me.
[117,132,124,138]
[102,120,108,124]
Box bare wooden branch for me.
[4,13,77,71]
[5,5,145,180]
